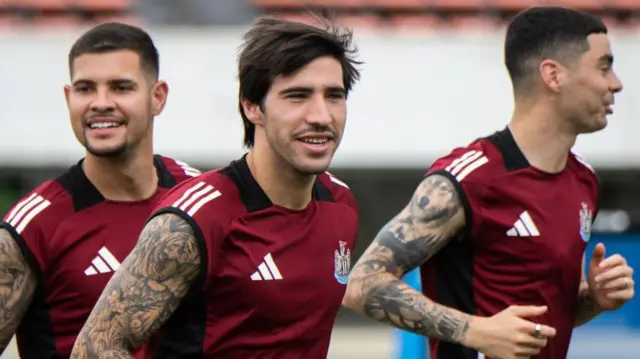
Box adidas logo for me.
[250,253,283,281]
[84,247,121,276]
[506,211,540,237]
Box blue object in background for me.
[581,234,640,328]
[394,268,427,359]
[394,234,640,359]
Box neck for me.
[247,145,316,210]
[509,101,577,173]
[83,146,158,201]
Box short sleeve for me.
[149,176,230,288]
[426,147,490,239]
[1,190,54,279]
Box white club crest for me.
[579,202,593,242]
[334,241,351,284]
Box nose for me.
[90,88,116,113]
[305,96,332,126]
[610,71,623,94]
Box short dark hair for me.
[505,6,607,91]
[237,15,362,148]
[68,22,159,79]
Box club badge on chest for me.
[579,202,593,243]
[334,241,351,284]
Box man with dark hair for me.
[343,6,633,359]
[72,16,361,359]
[0,22,197,358]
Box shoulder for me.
[568,151,599,197]
[2,178,71,236]
[156,155,203,185]
[569,151,597,178]
[153,169,243,219]
[427,137,504,184]
[317,172,357,212]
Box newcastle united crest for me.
[579,202,593,242]
[334,241,351,284]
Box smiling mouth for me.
[88,122,122,129]
[298,137,331,145]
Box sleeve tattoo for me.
[0,229,37,353]
[345,174,471,344]
[71,214,201,358]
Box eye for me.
[74,86,92,93]
[113,85,133,92]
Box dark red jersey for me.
[0,155,197,359]
[421,128,599,359]
[143,155,359,359]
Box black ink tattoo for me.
[0,228,37,354]
[574,257,602,327]
[574,281,600,327]
[346,175,470,344]
[71,214,201,359]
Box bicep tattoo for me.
[72,214,202,358]
[360,174,465,278]
[0,229,37,352]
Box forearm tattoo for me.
[574,282,600,327]
[0,229,36,353]
[349,175,470,343]
[71,214,201,358]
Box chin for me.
[292,158,332,175]
[590,118,608,133]
[85,142,128,158]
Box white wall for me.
[1,27,638,168]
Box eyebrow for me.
[278,86,346,96]
[72,78,137,87]
[279,87,313,96]
[598,54,613,66]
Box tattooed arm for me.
[342,174,473,344]
[0,228,37,354]
[574,255,602,327]
[71,213,201,359]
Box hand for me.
[588,243,635,311]
[464,305,556,359]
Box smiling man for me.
[72,16,362,359]
[0,22,197,358]
[343,6,633,359]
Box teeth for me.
[301,138,328,144]
[89,122,119,129]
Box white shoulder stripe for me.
[172,181,221,216]
[175,160,201,177]
[456,156,489,181]
[4,192,38,223]
[172,182,207,208]
[326,171,349,189]
[444,150,489,182]
[445,150,478,173]
[329,176,349,189]
[573,153,595,173]
[5,194,51,234]
[187,191,221,217]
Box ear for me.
[539,59,566,93]
[241,98,264,126]
[151,80,169,116]
[64,84,71,105]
